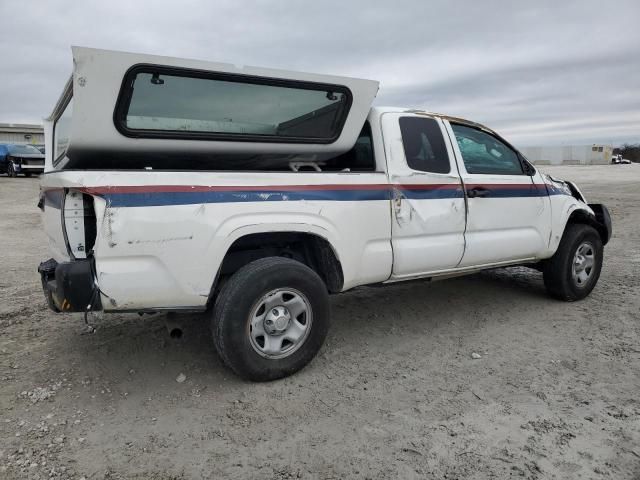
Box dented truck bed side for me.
[41,168,394,311]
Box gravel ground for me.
[1,165,639,479]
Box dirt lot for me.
[1,165,639,479]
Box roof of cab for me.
[370,106,502,138]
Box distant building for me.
[0,123,45,145]
[520,144,612,165]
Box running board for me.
[385,258,538,283]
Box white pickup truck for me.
[38,47,611,381]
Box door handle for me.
[466,186,491,198]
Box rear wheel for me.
[211,257,330,381]
[543,224,603,301]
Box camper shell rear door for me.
[45,46,380,171]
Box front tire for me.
[543,224,603,301]
[211,257,330,381]
[7,162,17,177]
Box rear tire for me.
[211,257,330,381]
[543,224,603,301]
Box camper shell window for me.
[114,65,353,144]
[53,97,73,163]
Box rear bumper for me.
[38,258,102,313]
[16,164,44,173]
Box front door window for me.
[451,124,523,175]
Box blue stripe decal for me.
[478,188,547,198]
[102,189,392,207]
[401,188,464,200]
[44,189,64,209]
[546,185,571,196]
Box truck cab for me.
[39,47,611,380]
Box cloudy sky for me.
[1,0,638,146]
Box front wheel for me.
[211,257,330,381]
[543,224,603,301]
[7,162,17,177]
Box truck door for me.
[382,113,466,279]
[443,121,551,267]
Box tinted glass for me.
[122,70,350,141]
[399,117,450,173]
[8,144,42,155]
[324,122,375,171]
[451,124,523,175]
[54,98,73,160]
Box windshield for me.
[7,144,43,155]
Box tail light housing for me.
[62,190,97,259]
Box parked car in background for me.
[611,154,632,165]
[33,144,46,154]
[0,143,45,176]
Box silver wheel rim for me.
[572,241,595,287]
[248,288,312,359]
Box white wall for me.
[520,145,612,165]
[0,131,45,144]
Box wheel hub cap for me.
[264,306,291,334]
[248,288,312,359]
[571,241,595,287]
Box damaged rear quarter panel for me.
[44,171,393,310]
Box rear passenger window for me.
[451,123,523,175]
[399,117,450,174]
[323,122,375,171]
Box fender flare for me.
[586,203,612,245]
[201,220,346,301]
[555,203,611,252]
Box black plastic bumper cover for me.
[589,203,612,245]
[38,258,102,313]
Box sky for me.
[0,0,639,146]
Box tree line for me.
[613,144,640,163]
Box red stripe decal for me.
[72,183,549,195]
